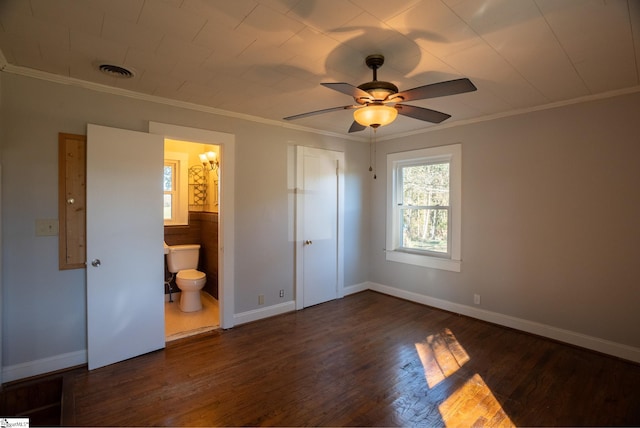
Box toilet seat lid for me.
[176,269,205,280]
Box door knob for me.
[304,240,313,245]
[91,259,101,267]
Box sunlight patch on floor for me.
[439,373,514,427]
[416,328,514,427]
[416,328,470,388]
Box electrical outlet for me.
[279,289,285,298]
[474,294,481,305]
[258,294,265,305]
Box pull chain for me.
[368,127,377,179]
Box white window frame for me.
[163,151,188,226]
[386,144,462,272]
[164,160,178,221]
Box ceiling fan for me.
[283,54,477,133]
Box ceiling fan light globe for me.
[353,104,398,128]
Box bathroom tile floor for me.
[165,292,219,342]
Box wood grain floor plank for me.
[58,291,640,427]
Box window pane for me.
[401,208,448,253]
[163,166,173,191]
[402,163,449,206]
[163,194,172,220]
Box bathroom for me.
[163,138,220,341]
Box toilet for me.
[166,244,206,312]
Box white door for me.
[296,147,344,308]
[86,124,165,370]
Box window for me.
[399,161,450,254]
[163,162,177,221]
[163,151,189,226]
[386,144,461,272]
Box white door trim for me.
[149,122,235,329]
[295,146,344,310]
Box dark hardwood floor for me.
[55,291,640,426]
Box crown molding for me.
[0,62,364,142]
[3,61,638,144]
[378,85,640,142]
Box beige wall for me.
[2,68,638,379]
[369,92,640,349]
[0,72,370,375]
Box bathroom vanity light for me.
[199,151,219,171]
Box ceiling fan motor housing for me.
[355,54,400,103]
[357,80,399,103]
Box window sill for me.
[385,250,461,272]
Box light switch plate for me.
[36,219,59,236]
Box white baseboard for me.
[233,284,367,325]
[2,350,87,383]
[6,283,637,383]
[234,300,296,326]
[343,282,369,296]
[367,281,640,363]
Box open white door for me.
[296,147,344,308]
[86,124,165,370]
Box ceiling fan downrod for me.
[358,54,399,101]
[365,54,385,81]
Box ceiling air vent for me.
[98,63,135,78]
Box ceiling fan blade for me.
[321,83,372,101]
[348,121,366,133]
[283,105,358,121]
[391,78,477,102]
[396,104,451,124]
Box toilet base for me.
[179,290,203,312]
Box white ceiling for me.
[1,0,639,138]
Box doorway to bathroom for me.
[84,123,234,370]
[149,122,236,338]
[163,138,221,341]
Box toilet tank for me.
[166,244,200,273]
